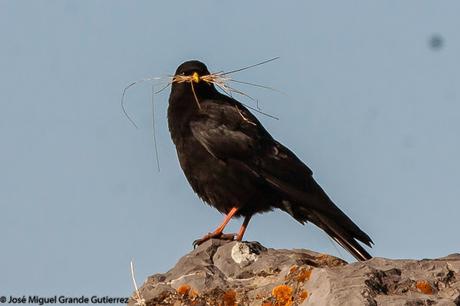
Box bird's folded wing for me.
[189,102,262,160]
[189,104,330,213]
[190,121,257,160]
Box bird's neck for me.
[167,83,219,142]
[168,85,201,120]
[167,85,202,143]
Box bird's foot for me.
[192,232,236,248]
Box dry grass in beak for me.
[170,71,281,121]
[170,72,230,87]
[122,57,281,128]
[171,72,235,110]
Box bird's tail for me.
[263,172,373,261]
[314,212,372,261]
[285,205,373,261]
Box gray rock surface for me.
[128,239,460,305]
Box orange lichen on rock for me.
[295,268,312,283]
[272,285,293,306]
[221,289,237,306]
[189,289,198,299]
[286,265,312,283]
[299,289,309,302]
[285,266,298,280]
[415,280,434,295]
[177,284,191,295]
[176,284,198,300]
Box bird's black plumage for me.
[167,60,373,261]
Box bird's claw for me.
[192,232,237,248]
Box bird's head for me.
[174,60,210,81]
[171,60,218,97]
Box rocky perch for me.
[128,239,460,306]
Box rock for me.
[128,240,460,305]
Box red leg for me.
[211,207,238,236]
[193,207,239,247]
[236,215,252,241]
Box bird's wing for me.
[189,99,265,161]
[190,99,324,203]
[259,140,374,259]
[258,140,313,188]
[189,99,330,215]
[257,142,351,218]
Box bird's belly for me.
[176,141,277,216]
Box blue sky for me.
[1,0,459,299]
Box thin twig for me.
[130,260,146,306]
[151,85,160,172]
[121,82,140,128]
[121,76,168,128]
[235,105,256,126]
[221,57,280,75]
[190,82,201,110]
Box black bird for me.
[167,60,373,261]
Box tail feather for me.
[287,205,373,261]
[274,187,373,261]
[315,213,372,261]
[263,171,373,261]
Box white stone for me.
[231,242,258,265]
